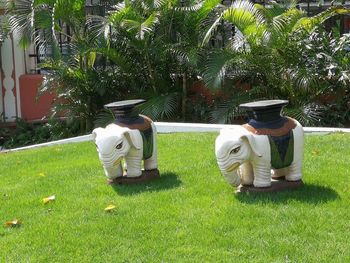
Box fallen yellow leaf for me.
[312,150,320,155]
[104,204,116,212]
[4,219,21,228]
[38,173,46,177]
[43,195,55,204]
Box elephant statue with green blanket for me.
[215,117,304,188]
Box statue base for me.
[236,179,303,193]
[107,169,160,185]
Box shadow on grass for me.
[111,172,182,196]
[236,183,340,205]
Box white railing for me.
[1,122,350,152]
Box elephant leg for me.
[144,157,157,170]
[253,163,271,187]
[285,161,302,181]
[240,161,254,186]
[125,149,143,177]
[285,125,303,182]
[144,134,157,170]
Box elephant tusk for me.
[226,162,240,173]
[113,158,122,166]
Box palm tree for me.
[201,0,350,125]
[8,0,227,125]
[97,0,222,121]
[161,0,222,120]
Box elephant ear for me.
[232,126,262,157]
[91,128,104,142]
[241,132,262,157]
[122,128,142,150]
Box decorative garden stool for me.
[92,99,159,184]
[215,100,304,193]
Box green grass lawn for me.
[1,133,350,262]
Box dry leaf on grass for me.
[4,219,21,228]
[43,195,56,204]
[312,150,320,155]
[104,204,116,212]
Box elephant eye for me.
[230,146,241,154]
[116,142,123,149]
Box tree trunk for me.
[182,73,187,120]
[144,44,157,93]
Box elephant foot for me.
[237,179,304,193]
[107,169,160,185]
[285,173,302,182]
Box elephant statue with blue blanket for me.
[215,117,304,188]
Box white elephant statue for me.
[215,118,304,188]
[92,118,158,181]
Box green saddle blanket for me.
[268,131,294,169]
[139,127,153,160]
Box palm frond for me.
[176,0,220,14]
[7,0,37,48]
[223,0,264,34]
[166,45,190,65]
[202,48,236,89]
[141,0,168,10]
[86,15,110,40]
[272,8,305,36]
[175,2,204,12]
[209,92,252,123]
[152,0,168,9]
[95,47,132,71]
[283,103,325,126]
[139,12,159,39]
[197,0,221,20]
[138,92,179,121]
[229,32,247,51]
[293,7,350,33]
[94,109,115,128]
[201,14,223,46]
[108,6,136,26]
[111,2,125,12]
[121,12,159,40]
[288,68,319,91]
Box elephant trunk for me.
[216,157,241,187]
[220,169,241,187]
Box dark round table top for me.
[239,100,289,110]
[104,99,146,110]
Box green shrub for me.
[1,118,80,149]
